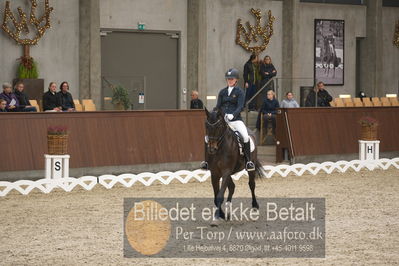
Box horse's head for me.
[205,108,227,154]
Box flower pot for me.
[360,124,377,140]
[113,102,125,110]
[47,134,68,155]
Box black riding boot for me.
[244,141,255,171]
[200,142,208,170]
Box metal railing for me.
[244,77,275,126]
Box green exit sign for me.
[138,23,145,30]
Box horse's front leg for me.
[211,174,230,226]
[248,171,259,209]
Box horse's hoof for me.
[210,218,223,227]
[224,201,232,219]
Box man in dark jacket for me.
[0,82,19,112]
[43,82,62,112]
[58,81,75,111]
[14,82,37,112]
[243,54,258,111]
[190,90,204,109]
[305,81,333,107]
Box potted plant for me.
[358,116,379,140]
[112,85,131,110]
[47,126,69,155]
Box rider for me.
[200,68,255,171]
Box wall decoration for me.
[394,20,399,48]
[1,0,53,78]
[314,19,344,85]
[236,8,275,55]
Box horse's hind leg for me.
[226,176,235,202]
[248,171,259,209]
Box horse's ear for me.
[205,107,210,118]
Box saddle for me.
[233,131,255,155]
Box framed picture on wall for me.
[314,19,344,85]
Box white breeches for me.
[204,120,250,143]
[227,120,250,143]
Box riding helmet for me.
[225,68,239,79]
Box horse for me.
[204,108,266,226]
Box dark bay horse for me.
[205,108,266,226]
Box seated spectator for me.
[58,81,75,112]
[260,55,277,89]
[305,81,332,107]
[0,82,19,112]
[256,90,280,137]
[14,82,37,112]
[280,91,299,108]
[0,99,7,112]
[43,82,62,112]
[190,90,204,109]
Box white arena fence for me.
[1,158,398,197]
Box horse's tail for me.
[254,159,267,179]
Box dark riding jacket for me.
[216,86,244,121]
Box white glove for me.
[225,114,234,121]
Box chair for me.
[73,99,81,105]
[371,97,382,107]
[259,113,275,145]
[389,97,399,106]
[353,98,364,107]
[329,100,336,107]
[362,97,373,107]
[380,97,391,107]
[82,99,94,106]
[74,103,83,111]
[334,98,345,107]
[343,98,354,107]
[84,103,96,111]
[30,99,41,112]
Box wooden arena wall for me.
[0,110,206,172]
[276,107,399,162]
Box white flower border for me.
[1,158,398,197]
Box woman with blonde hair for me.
[256,89,280,137]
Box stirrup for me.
[246,161,255,171]
[200,161,208,170]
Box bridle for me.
[206,118,228,149]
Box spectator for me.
[0,99,7,112]
[14,82,37,112]
[256,90,280,137]
[190,90,204,109]
[0,82,19,112]
[58,81,75,112]
[305,81,333,107]
[243,53,258,111]
[358,91,367,100]
[260,55,277,89]
[43,82,62,112]
[280,91,299,108]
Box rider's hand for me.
[225,114,234,121]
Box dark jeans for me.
[263,114,276,135]
[245,83,257,110]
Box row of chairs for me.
[29,99,96,112]
[330,97,399,107]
